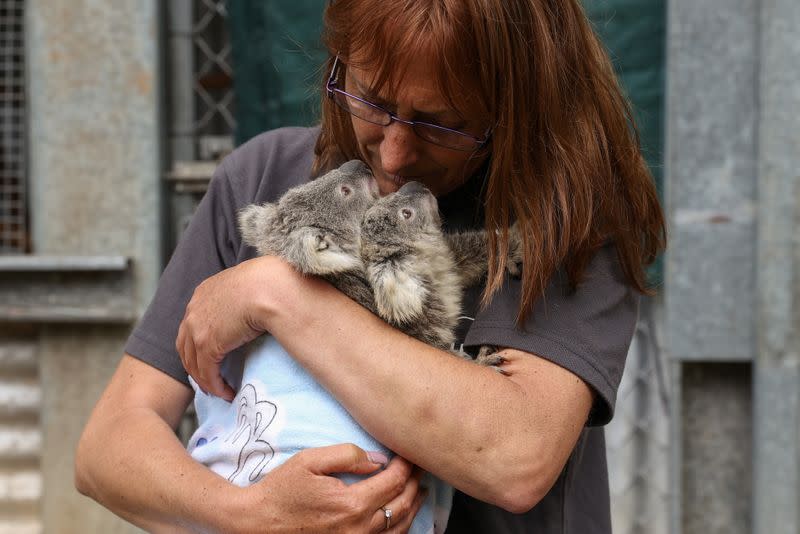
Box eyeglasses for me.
[326,56,491,152]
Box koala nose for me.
[338,159,371,175]
[398,181,429,196]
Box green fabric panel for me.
[228,1,326,146]
[583,0,666,284]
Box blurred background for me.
[0,1,797,533]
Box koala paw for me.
[506,223,523,278]
[474,346,510,375]
[506,259,523,278]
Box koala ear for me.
[285,227,363,275]
[238,203,279,252]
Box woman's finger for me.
[175,319,186,365]
[383,489,427,534]
[350,454,414,511]
[367,468,423,533]
[194,346,230,400]
[299,444,390,477]
[181,327,200,390]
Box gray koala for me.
[360,182,520,367]
[361,181,470,349]
[238,159,379,315]
[238,161,520,361]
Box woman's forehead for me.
[346,46,483,117]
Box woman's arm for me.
[180,256,593,513]
[76,354,423,533]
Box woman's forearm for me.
[77,407,240,532]
[80,355,424,533]
[75,357,243,533]
[177,257,592,511]
[259,269,592,511]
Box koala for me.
[360,182,521,363]
[238,159,380,315]
[238,161,520,362]
[360,181,463,349]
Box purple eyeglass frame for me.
[325,55,491,151]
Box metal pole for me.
[753,1,800,532]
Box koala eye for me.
[339,185,352,197]
[399,207,414,220]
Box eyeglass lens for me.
[330,88,484,151]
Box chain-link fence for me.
[0,0,27,254]
[191,0,234,152]
[167,0,235,167]
[607,296,671,534]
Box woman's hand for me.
[177,255,299,401]
[233,444,426,534]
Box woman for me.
[76,0,665,532]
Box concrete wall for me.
[20,1,163,532]
[666,1,800,533]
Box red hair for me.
[315,0,666,322]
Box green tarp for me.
[228,2,326,146]
[583,0,666,281]
[584,0,666,199]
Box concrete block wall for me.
[18,1,163,532]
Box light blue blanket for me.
[188,335,452,534]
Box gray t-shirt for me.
[125,126,638,534]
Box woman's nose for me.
[379,121,420,175]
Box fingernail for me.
[367,451,389,466]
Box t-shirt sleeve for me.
[463,244,639,426]
[124,127,318,386]
[124,158,244,385]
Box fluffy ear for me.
[238,203,279,253]
[284,227,363,275]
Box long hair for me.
[314,0,667,322]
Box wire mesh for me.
[0,0,27,254]
[607,297,672,534]
[192,0,234,151]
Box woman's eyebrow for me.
[348,72,462,122]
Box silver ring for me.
[381,506,392,530]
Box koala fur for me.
[360,182,522,354]
[238,159,380,315]
[238,160,520,357]
[360,181,464,349]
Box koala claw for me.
[475,346,506,370]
